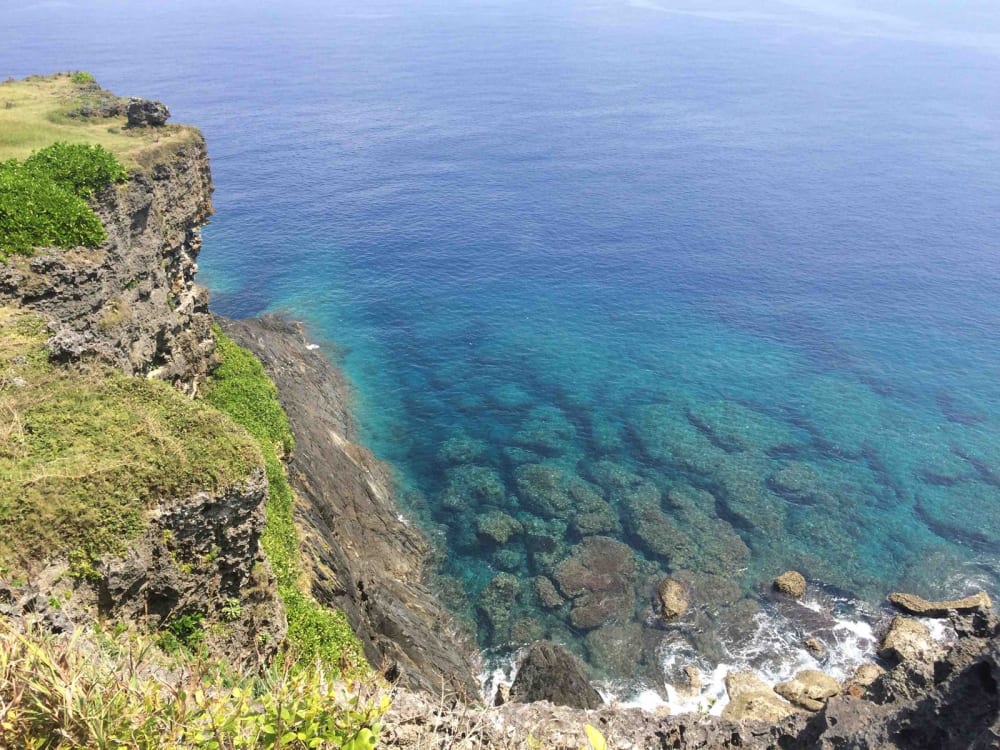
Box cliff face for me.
[3,468,286,671]
[0,113,283,669]
[0,135,216,395]
[220,317,481,697]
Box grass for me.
[0,73,201,168]
[0,621,389,749]
[203,329,368,673]
[0,307,262,577]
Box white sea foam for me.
[613,593,882,715]
[305,343,320,351]
[479,590,971,716]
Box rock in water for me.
[773,570,807,598]
[658,577,689,620]
[888,591,992,618]
[509,641,604,710]
[126,97,170,127]
[721,672,797,722]
[803,637,827,659]
[878,616,940,665]
[774,670,841,711]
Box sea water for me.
[5,0,1000,708]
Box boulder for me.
[125,97,170,127]
[721,672,797,722]
[773,571,807,599]
[774,669,841,711]
[676,665,702,697]
[888,591,992,618]
[477,511,523,545]
[657,577,689,620]
[509,641,604,710]
[803,637,827,659]
[535,576,565,609]
[878,616,940,665]
[492,682,511,707]
[843,663,885,698]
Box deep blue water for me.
[5,0,1000,694]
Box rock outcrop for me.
[219,316,479,697]
[0,133,216,395]
[878,616,942,665]
[657,577,689,620]
[509,640,604,710]
[774,670,840,711]
[889,591,992,617]
[2,469,284,671]
[126,98,170,127]
[380,606,1000,748]
[722,672,798,722]
[773,570,807,598]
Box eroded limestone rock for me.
[888,591,992,618]
[721,672,797,722]
[657,577,689,621]
[774,669,840,711]
[773,570,807,598]
[510,641,603,710]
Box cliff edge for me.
[220,316,480,697]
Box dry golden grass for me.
[0,73,200,168]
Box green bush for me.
[0,142,127,260]
[70,70,96,84]
[24,141,127,196]
[0,160,105,258]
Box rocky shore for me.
[217,314,1000,748]
[219,316,480,698]
[3,76,998,749]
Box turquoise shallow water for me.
[5,0,1000,693]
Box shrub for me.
[24,141,127,196]
[0,142,127,259]
[0,160,105,257]
[70,70,96,84]
[0,622,389,749]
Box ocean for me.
[5,0,1000,708]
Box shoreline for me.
[218,311,987,723]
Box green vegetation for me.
[0,307,261,577]
[204,329,367,672]
[0,140,129,259]
[23,141,127,195]
[69,70,96,84]
[0,73,199,166]
[0,622,388,749]
[157,611,206,655]
[0,151,113,259]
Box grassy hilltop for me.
[0,72,199,167]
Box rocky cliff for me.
[220,316,480,697]
[0,79,282,670]
[0,131,216,395]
